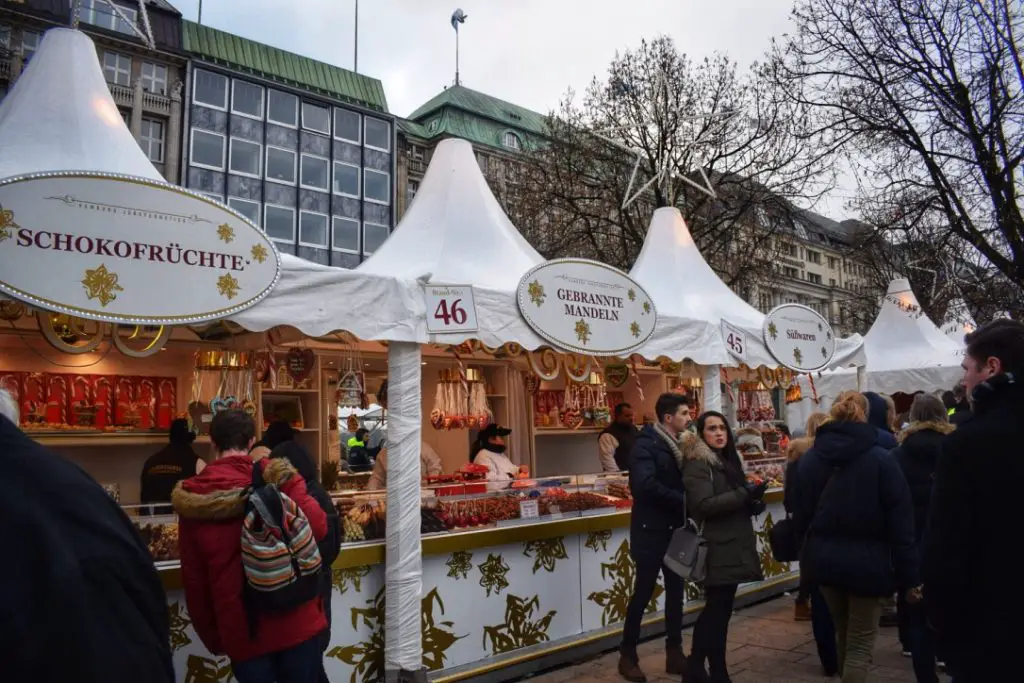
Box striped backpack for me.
[241,462,323,616]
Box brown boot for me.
[794,599,811,621]
[617,653,647,682]
[667,646,686,675]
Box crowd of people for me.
[616,318,1024,683]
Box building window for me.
[807,272,823,285]
[264,204,295,244]
[266,146,297,184]
[332,161,360,197]
[300,154,329,191]
[362,221,390,255]
[139,118,164,163]
[827,256,838,269]
[140,62,167,95]
[83,0,137,35]
[364,117,391,152]
[229,138,262,178]
[806,249,822,264]
[783,266,799,279]
[299,211,329,248]
[334,108,360,143]
[232,80,264,119]
[228,197,261,227]
[301,102,330,134]
[477,153,489,175]
[503,131,522,150]
[190,129,226,170]
[102,51,132,87]
[363,169,390,204]
[193,69,228,110]
[21,30,40,62]
[196,191,224,203]
[267,89,298,127]
[406,179,419,205]
[759,292,773,312]
[332,216,359,253]
[829,278,837,287]
[782,243,798,257]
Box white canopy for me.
[358,138,546,349]
[629,207,865,369]
[942,298,977,343]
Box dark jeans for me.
[690,584,738,679]
[233,636,322,683]
[621,531,684,655]
[906,601,938,683]
[809,584,839,675]
[897,592,911,649]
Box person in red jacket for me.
[171,410,328,683]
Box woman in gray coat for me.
[681,411,766,682]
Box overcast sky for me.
[172,0,852,217]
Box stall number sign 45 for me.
[721,320,747,363]
[424,284,479,334]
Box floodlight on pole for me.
[451,8,467,86]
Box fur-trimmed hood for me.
[787,436,814,462]
[898,420,955,443]
[679,431,720,467]
[171,454,298,521]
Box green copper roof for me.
[182,21,388,112]
[405,85,548,151]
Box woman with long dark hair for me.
[680,411,766,683]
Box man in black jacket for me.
[0,392,174,683]
[924,319,1024,682]
[618,393,691,683]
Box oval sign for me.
[517,258,657,355]
[0,172,280,325]
[763,303,836,372]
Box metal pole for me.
[197,0,203,24]
[354,0,359,72]
[455,29,460,86]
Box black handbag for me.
[664,518,707,582]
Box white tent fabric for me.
[0,29,163,181]
[358,138,546,349]
[787,278,964,426]
[941,298,977,342]
[630,207,866,369]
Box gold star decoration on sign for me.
[575,319,592,345]
[627,288,636,302]
[81,264,124,307]
[250,243,268,264]
[767,322,778,340]
[630,321,641,338]
[528,280,546,306]
[216,273,240,299]
[642,301,651,315]
[216,223,235,243]
[0,204,19,243]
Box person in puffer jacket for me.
[892,394,953,683]
[862,391,898,450]
[794,391,919,683]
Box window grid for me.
[141,62,167,95]
[228,197,262,227]
[332,161,360,198]
[193,69,228,111]
[299,210,330,249]
[364,116,391,152]
[331,216,360,254]
[189,128,226,171]
[228,138,262,178]
[301,102,330,135]
[140,118,164,164]
[231,80,265,120]
[363,168,390,205]
[334,108,361,144]
[265,146,297,185]
[84,0,137,34]
[300,153,330,192]
[362,221,390,256]
[264,204,296,243]
[267,89,299,128]
[103,51,132,87]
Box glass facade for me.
[186,67,394,267]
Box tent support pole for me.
[703,364,723,414]
[856,366,867,392]
[384,342,426,683]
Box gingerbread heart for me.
[286,348,315,385]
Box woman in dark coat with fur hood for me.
[680,411,766,682]
[892,394,953,683]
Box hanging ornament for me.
[528,347,561,382]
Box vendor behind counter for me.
[140,419,204,515]
[366,379,443,489]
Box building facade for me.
[0,0,187,181]
[180,20,395,268]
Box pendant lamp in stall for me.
[0,27,163,180]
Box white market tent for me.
[941,298,977,343]
[630,207,866,369]
[788,278,964,426]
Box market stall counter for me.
[139,473,795,683]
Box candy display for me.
[136,522,179,562]
[430,368,492,430]
[737,384,776,422]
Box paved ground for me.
[522,597,949,682]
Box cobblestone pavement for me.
[520,597,949,682]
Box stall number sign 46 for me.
[721,320,747,363]
[424,284,479,334]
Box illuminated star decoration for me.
[592,65,739,211]
[905,259,940,300]
[217,223,235,243]
[81,264,124,307]
[216,273,240,300]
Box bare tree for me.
[506,36,837,291]
[771,0,1024,299]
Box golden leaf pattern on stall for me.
[0,204,18,243]
[585,529,613,553]
[250,243,268,264]
[217,273,240,300]
[332,565,372,594]
[167,601,193,653]
[446,550,473,579]
[217,223,235,243]
[478,553,510,597]
[327,585,464,680]
[482,594,557,655]
[184,654,234,683]
[755,511,791,578]
[587,539,663,626]
[422,588,467,671]
[81,264,124,307]
[523,537,569,574]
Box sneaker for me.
[794,600,812,621]
[617,654,647,683]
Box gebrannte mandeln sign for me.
[516,258,657,355]
[0,172,281,325]
[763,303,836,372]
